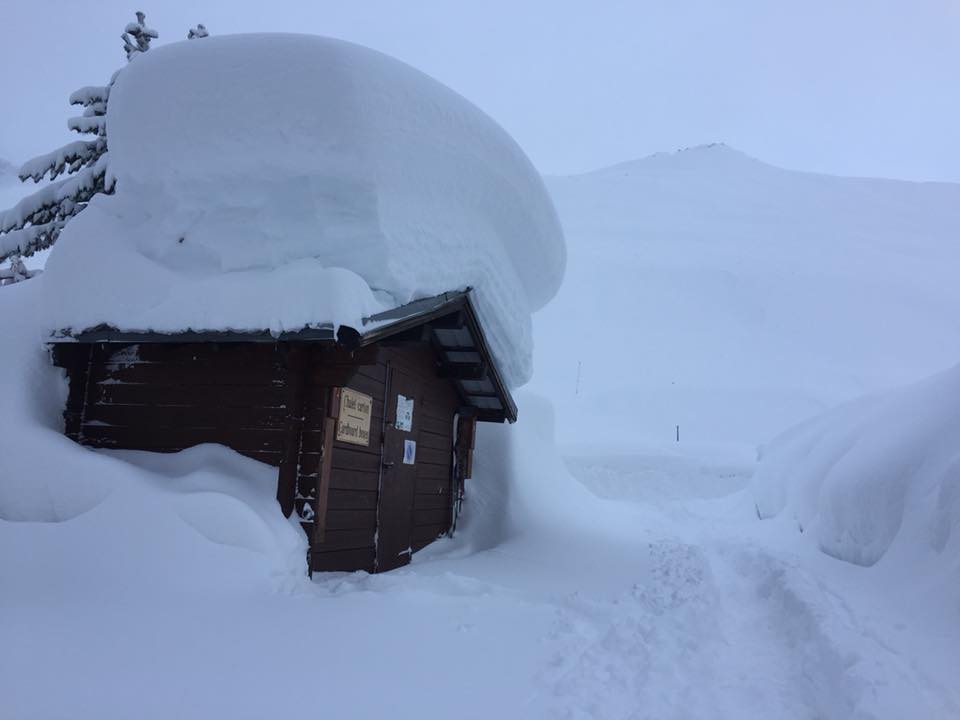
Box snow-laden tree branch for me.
[0,12,157,265]
[0,155,114,260]
[18,140,104,183]
[122,11,158,60]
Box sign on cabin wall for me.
[337,388,373,446]
[403,439,416,465]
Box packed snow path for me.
[556,452,959,719]
[5,447,957,719]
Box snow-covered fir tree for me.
[0,255,29,285]
[122,11,159,60]
[0,12,159,267]
[188,24,209,39]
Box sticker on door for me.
[403,439,416,465]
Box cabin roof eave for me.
[48,288,518,423]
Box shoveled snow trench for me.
[529,455,960,720]
[529,536,924,719]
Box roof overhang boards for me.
[342,289,517,424]
[48,289,517,423]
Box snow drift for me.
[41,34,565,387]
[0,281,306,602]
[751,363,960,573]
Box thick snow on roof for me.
[41,34,565,387]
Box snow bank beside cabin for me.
[751,363,960,577]
[40,34,565,387]
[0,281,307,592]
[449,392,603,552]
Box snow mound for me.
[41,34,565,387]
[450,392,601,553]
[751,363,960,570]
[1,444,308,600]
[0,281,306,593]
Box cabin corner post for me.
[312,386,341,547]
[277,345,308,518]
[451,413,477,533]
[53,342,95,440]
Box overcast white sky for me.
[1,1,958,181]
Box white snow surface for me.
[39,34,565,387]
[2,274,958,717]
[4,138,959,717]
[533,144,960,447]
[752,361,960,571]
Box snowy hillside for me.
[534,144,960,448]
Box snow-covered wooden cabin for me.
[40,34,565,574]
[51,290,514,572]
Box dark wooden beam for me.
[438,363,487,380]
[312,387,340,546]
[475,408,507,423]
[376,325,432,345]
[277,345,307,518]
[427,310,466,330]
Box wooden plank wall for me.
[309,344,460,573]
[53,342,296,468]
[307,357,386,573]
[383,346,460,555]
[404,363,459,553]
[53,339,462,576]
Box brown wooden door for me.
[375,365,421,572]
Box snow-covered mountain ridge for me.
[535,143,960,448]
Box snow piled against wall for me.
[39,34,565,387]
[751,363,960,573]
[0,281,307,593]
[449,393,604,553]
